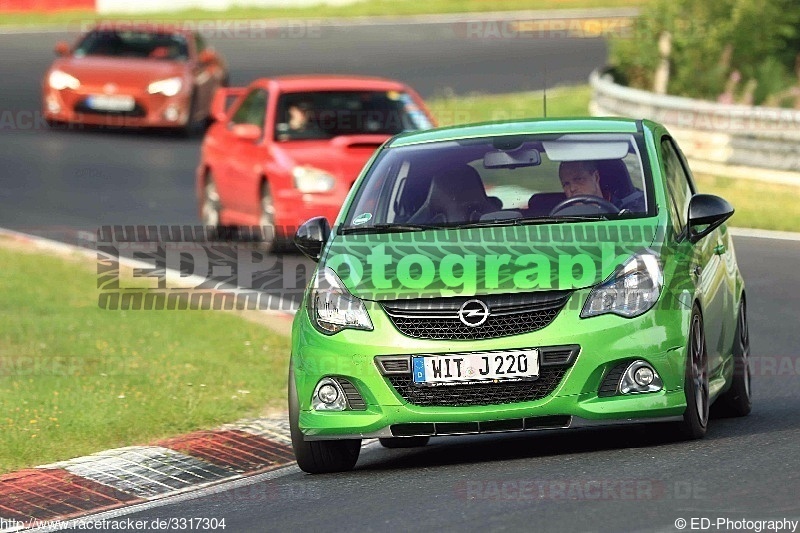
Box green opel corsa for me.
[289,118,751,474]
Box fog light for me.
[318,384,338,404]
[634,366,654,387]
[164,104,180,122]
[312,378,347,411]
[619,360,662,394]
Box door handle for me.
[714,244,726,255]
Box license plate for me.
[86,95,135,112]
[412,349,539,385]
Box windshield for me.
[74,30,190,61]
[274,90,432,141]
[342,132,651,231]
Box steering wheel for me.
[549,194,620,216]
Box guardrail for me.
[589,68,800,173]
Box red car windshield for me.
[275,90,432,141]
[73,30,190,61]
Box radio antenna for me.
[543,62,548,118]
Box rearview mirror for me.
[687,194,734,243]
[231,123,262,142]
[54,42,70,56]
[295,216,331,262]
[484,147,541,169]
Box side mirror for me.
[687,194,734,243]
[295,216,331,262]
[231,123,262,142]
[54,42,70,56]
[199,49,217,64]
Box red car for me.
[196,75,435,246]
[43,24,228,133]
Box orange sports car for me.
[43,24,228,133]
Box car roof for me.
[387,117,644,147]
[265,75,410,93]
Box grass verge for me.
[427,86,800,232]
[1,0,644,27]
[0,243,291,474]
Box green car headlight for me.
[581,252,663,319]
[309,267,373,334]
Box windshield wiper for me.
[339,223,440,235]
[450,215,610,229]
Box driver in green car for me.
[558,160,645,213]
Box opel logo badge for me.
[458,299,489,327]
[103,83,117,94]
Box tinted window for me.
[661,138,694,232]
[74,30,189,61]
[274,90,432,141]
[344,133,651,229]
[230,89,268,128]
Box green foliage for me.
[611,0,800,106]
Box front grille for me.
[382,291,571,340]
[74,99,147,118]
[387,368,568,407]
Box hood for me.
[322,220,661,301]
[50,56,187,88]
[271,134,388,183]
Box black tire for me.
[257,181,281,252]
[201,175,235,241]
[180,91,205,138]
[713,299,752,417]
[379,436,430,449]
[679,306,709,439]
[289,366,361,474]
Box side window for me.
[230,89,268,128]
[660,137,693,233]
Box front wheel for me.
[679,306,709,439]
[713,299,752,417]
[180,92,205,138]
[289,367,361,474]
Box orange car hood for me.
[51,56,187,88]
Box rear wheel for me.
[379,436,430,449]
[713,299,752,417]
[679,307,709,439]
[289,367,361,474]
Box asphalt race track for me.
[1,18,799,532]
[0,22,604,235]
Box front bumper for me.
[43,86,191,128]
[291,288,692,441]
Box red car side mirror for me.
[54,42,70,56]
[199,49,217,64]
[231,123,262,142]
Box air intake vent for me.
[335,378,366,410]
[598,362,629,397]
